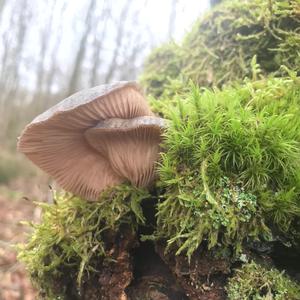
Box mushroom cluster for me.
[18,82,165,201]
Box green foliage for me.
[226,261,300,299]
[140,0,300,96]
[154,76,300,259]
[18,185,150,299]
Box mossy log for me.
[18,76,300,299]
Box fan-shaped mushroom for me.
[18,81,165,201]
[85,116,165,187]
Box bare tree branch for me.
[67,0,96,94]
[104,0,133,83]
[45,2,66,96]
[34,0,57,103]
[89,2,110,87]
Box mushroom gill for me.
[18,82,165,201]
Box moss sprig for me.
[154,76,300,259]
[226,261,300,299]
[18,184,150,299]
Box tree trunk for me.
[67,0,96,94]
[210,0,222,7]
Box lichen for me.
[226,261,300,299]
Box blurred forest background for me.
[0,1,211,299]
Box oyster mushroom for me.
[18,81,164,201]
[85,116,165,187]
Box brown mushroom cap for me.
[18,81,156,201]
[84,116,165,187]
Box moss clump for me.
[140,0,300,96]
[18,185,150,299]
[182,0,300,87]
[153,76,300,259]
[226,261,300,299]
[140,42,183,97]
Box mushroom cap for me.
[18,81,154,201]
[84,116,165,187]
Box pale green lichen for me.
[226,261,300,299]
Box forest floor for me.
[0,177,48,300]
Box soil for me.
[81,239,231,300]
[80,233,189,300]
[96,228,137,300]
[270,242,300,282]
[0,195,39,300]
[77,227,137,300]
[0,176,49,300]
[155,243,230,300]
[126,241,188,300]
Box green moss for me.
[140,42,183,97]
[140,0,300,96]
[226,261,300,299]
[182,0,300,87]
[18,185,150,299]
[153,76,300,259]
